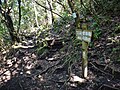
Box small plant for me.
[93,28,102,39]
[115,24,120,34]
[91,22,102,40]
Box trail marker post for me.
[72,13,92,78]
[76,23,92,78]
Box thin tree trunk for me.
[46,0,54,27]
[0,1,20,43]
[4,13,20,43]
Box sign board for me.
[76,29,92,43]
[72,13,77,18]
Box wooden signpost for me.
[72,12,92,78]
[76,23,92,78]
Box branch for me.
[46,0,54,23]
[90,62,113,77]
[0,0,2,12]
[17,0,21,33]
[67,0,74,13]
[52,0,66,10]
[35,1,63,19]
[0,1,20,43]
[0,0,2,4]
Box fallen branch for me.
[12,44,35,49]
[39,60,61,75]
[98,84,119,90]
[90,62,113,77]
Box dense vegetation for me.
[0,0,120,90]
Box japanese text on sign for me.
[76,29,92,43]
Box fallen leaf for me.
[70,75,86,83]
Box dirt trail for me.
[0,16,120,90]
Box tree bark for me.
[4,12,20,43]
[46,0,54,27]
[0,1,20,43]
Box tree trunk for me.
[4,13,20,43]
[0,1,20,43]
[46,0,54,27]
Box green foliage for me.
[37,46,49,57]
[115,24,120,34]
[93,0,120,14]
[0,0,119,62]
[0,22,12,50]
[91,22,101,40]
[93,28,101,39]
[53,12,72,34]
[111,46,120,62]
[110,24,120,37]
[61,41,81,67]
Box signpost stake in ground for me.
[73,12,92,78]
[76,22,92,78]
[82,23,88,78]
[82,38,88,78]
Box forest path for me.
[0,16,120,90]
